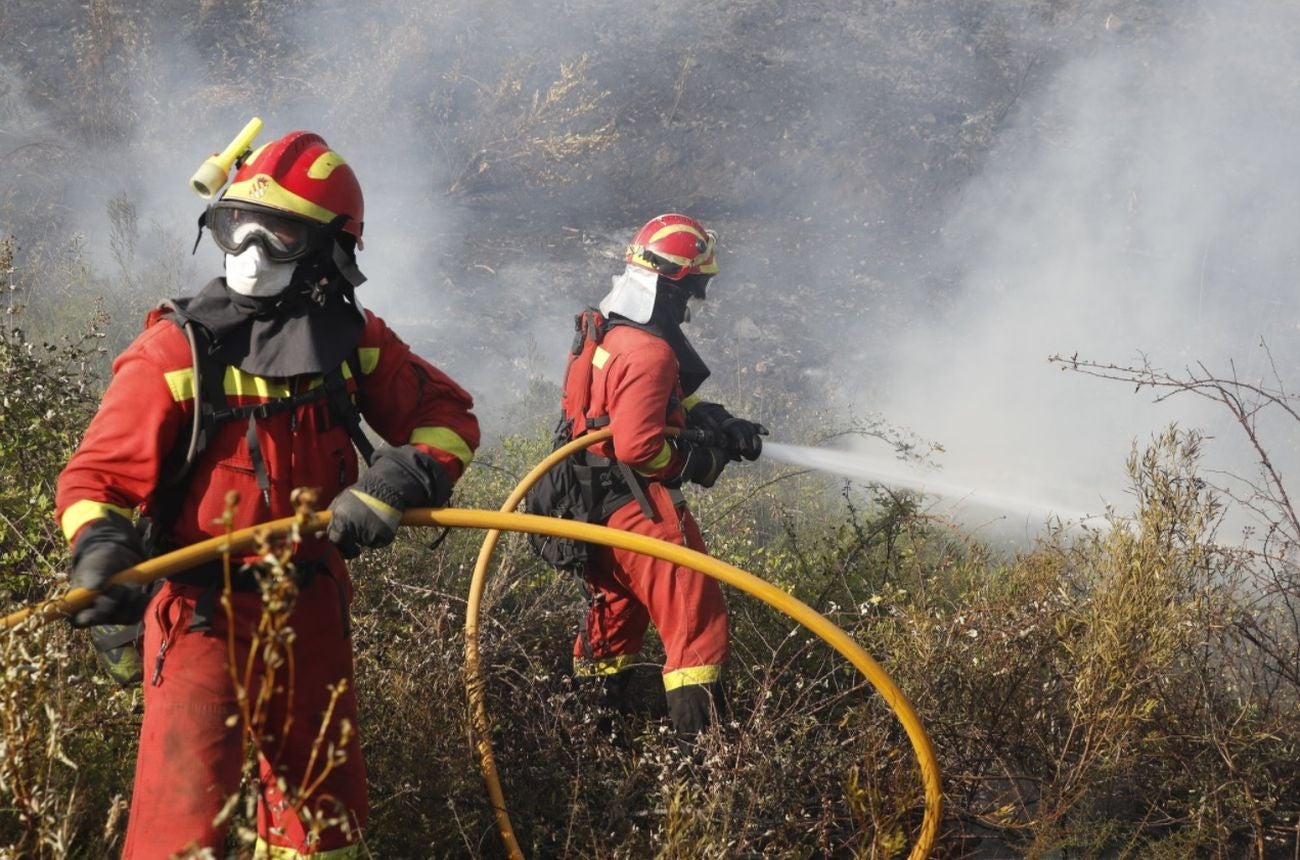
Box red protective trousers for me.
[573,481,729,694]
[121,561,365,859]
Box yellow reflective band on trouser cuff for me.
[574,653,639,677]
[663,665,722,691]
[409,427,474,467]
[61,500,134,542]
[253,836,361,859]
[353,490,401,525]
[636,440,673,476]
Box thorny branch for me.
[1050,350,1300,543]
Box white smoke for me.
[864,2,1300,529]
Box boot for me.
[665,681,727,761]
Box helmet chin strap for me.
[663,283,693,326]
[285,215,365,307]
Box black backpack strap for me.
[193,326,228,466]
[323,351,374,467]
[245,414,272,510]
[614,460,656,520]
[150,315,224,540]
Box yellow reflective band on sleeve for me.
[409,427,474,467]
[592,346,610,370]
[253,835,361,859]
[163,368,197,403]
[61,500,134,542]
[636,440,673,476]
[682,393,702,411]
[573,653,639,677]
[663,664,722,691]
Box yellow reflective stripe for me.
[307,150,349,180]
[682,393,701,411]
[163,368,196,402]
[573,653,638,677]
[352,490,401,524]
[357,347,380,375]
[410,427,474,467]
[225,174,339,225]
[592,346,610,370]
[636,441,673,476]
[225,367,292,399]
[165,354,379,402]
[253,836,360,859]
[61,500,133,542]
[663,664,722,691]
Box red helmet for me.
[625,214,718,281]
[218,131,363,239]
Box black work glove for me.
[69,513,149,629]
[675,440,731,489]
[687,401,768,462]
[719,416,767,461]
[328,445,452,559]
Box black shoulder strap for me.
[323,351,375,467]
[157,311,220,489]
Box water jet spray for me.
[763,440,1105,528]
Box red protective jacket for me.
[56,306,479,555]
[581,324,690,481]
[55,303,479,858]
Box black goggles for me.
[207,203,322,262]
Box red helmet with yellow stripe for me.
[219,131,363,240]
[625,214,718,281]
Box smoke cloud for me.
[860,2,1300,530]
[4,1,1297,536]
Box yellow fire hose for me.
[463,429,941,860]
[2,493,942,858]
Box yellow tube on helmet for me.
[188,116,264,199]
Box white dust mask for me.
[224,244,296,297]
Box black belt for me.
[168,557,325,593]
[582,454,657,520]
[170,558,330,633]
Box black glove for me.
[69,513,148,629]
[675,440,731,489]
[719,416,767,461]
[687,401,768,461]
[328,445,452,558]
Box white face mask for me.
[224,244,296,297]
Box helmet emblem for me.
[249,174,271,199]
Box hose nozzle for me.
[188,117,263,199]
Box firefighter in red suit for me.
[54,129,479,859]
[568,214,766,747]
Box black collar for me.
[168,278,366,377]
